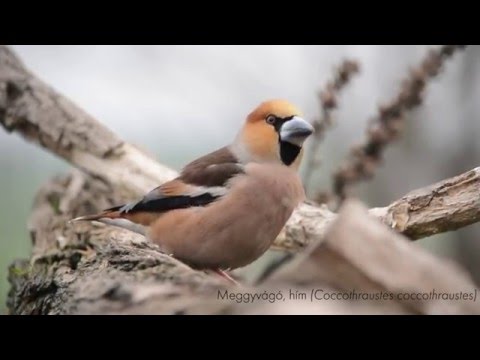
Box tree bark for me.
[0,45,176,201]
[274,165,480,252]
[2,45,480,314]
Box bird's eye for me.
[266,115,276,125]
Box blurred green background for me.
[1,45,479,312]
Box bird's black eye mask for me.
[265,115,294,133]
[265,115,301,166]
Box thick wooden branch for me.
[0,46,176,200]
[271,200,480,315]
[371,167,480,239]
[8,171,232,314]
[9,174,479,314]
[276,166,480,251]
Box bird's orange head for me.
[233,99,314,169]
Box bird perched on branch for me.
[72,99,314,283]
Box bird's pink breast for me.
[147,163,304,270]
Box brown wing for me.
[115,146,245,214]
[179,146,243,187]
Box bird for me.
[72,99,314,283]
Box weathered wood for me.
[8,171,231,314]
[272,200,480,315]
[9,173,478,314]
[273,166,480,251]
[0,45,176,201]
[371,167,480,239]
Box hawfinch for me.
[73,99,314,282]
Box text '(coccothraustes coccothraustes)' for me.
[72,99,314,283]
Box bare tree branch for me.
[8,171,231,314]
[273,166,480,251]
[271,200,480,315]
[9,173,479,314]
[0,46,176,201]
[370,166,480,240]
[332,45,467,206]
[13,172,480,315]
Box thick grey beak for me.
[280,116,314,146]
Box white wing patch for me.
[184,185,229,198]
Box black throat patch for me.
[269,115,301,166]
[279,140,301,166]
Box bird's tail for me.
[69,206,147,236]
[69,205,123,223]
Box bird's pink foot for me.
[213,268,241,286]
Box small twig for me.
[304,59,360,194]
[332,45,467,206]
